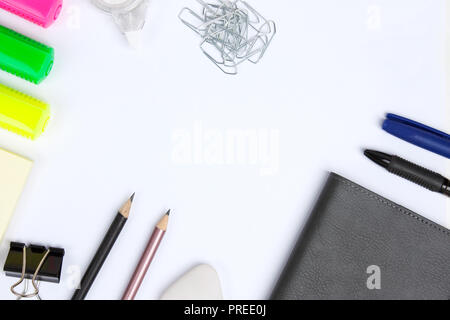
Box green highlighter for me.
[0,25,54,84]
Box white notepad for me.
[0,147,32,243]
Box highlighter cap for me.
[0,25,54,84]
[0,83,50,140]
[0,0,63,28]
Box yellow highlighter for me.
[0,83,50,140]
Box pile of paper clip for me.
[179,0,276,75]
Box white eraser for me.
[160,264,223,300]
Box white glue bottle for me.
[92,0,149,49]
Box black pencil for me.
[71,193,135,300]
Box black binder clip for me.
[3,242,65,299]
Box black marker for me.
[364,150,450,198]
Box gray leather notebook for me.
[271,172,450,300]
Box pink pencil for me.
[122,210,170,300]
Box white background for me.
[0,0,449,300]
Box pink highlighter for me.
[0,0,63,28]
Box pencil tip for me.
[166,209,171,216]
[119,194,134,218]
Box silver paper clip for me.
[179,0,276,74]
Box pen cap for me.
[0,0,63,28]
[0,25,54,84]
[383,113,450,159]
[0,83,50,140]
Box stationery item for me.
[4,242,65,299]
[160,264,223,300]
[365,149,450,198]
[92,0,149,49]
[122,210,170,300]
[0,0,63,28]
[271,173,450,300]
[382,113,450,159]
[0,83,50,139]
[0,25,54,84]
[71,194,135,300]
[0,147,32,243]
[179,0,276,75]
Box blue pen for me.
[382,113,450,159]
